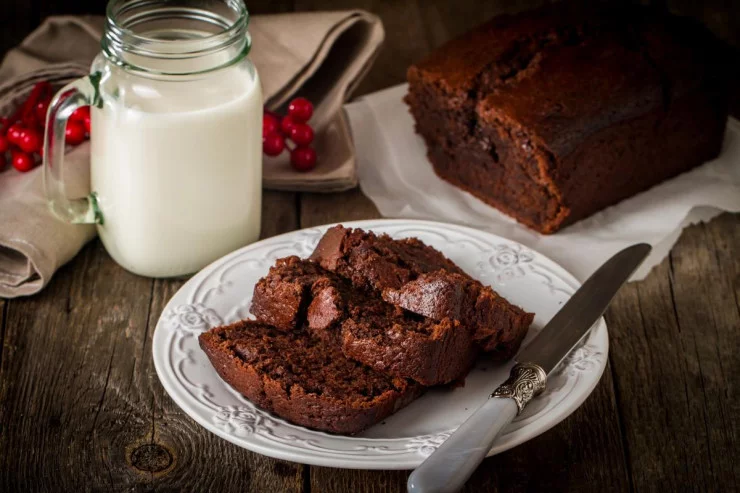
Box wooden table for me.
[2,1,739,491]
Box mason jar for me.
[43,0,263,277]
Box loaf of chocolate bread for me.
[406,5,729,233]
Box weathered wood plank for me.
[0,240,154,491]
[668,213,740,490]
[608,213,740,492]
[0,193,299,493]
[0,300,5,377]
[141,190,303,492]
[300,188,379,227]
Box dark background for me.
[2,1,739,98]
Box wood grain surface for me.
[1,1,738,492]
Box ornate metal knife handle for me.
[490,362,547,415]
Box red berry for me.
[22,112,38,128]
[0,134,8,153]
[18,128,41,153]
[288,123,314,146]
[84,113,91,134]
[65,121,86,145]
[11,150,34,172]
[0,153,6,171]
[35,99,50,123]
[263,114,279,137]
[288,97,313,123]
[280,115,297,135]
[70,106,90,123]
[290,146,317,171]
[263,132,285,156]
[7,124,24,144]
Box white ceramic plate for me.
[152,219,607,469]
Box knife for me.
[407,243,652,493]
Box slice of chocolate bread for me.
[382,271,534,360]
[251,256,478,385]
[199,320,422,435]
[308,274,478,385]
[310,225,534,358]
[310,224,465,292]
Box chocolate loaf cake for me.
[250,256,478,385]
[198,320,421,435]
[406,5,729,233]
[310,225,533,358]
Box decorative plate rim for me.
[152,219,608,469]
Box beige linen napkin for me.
[0,12,384,298]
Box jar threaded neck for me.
[102,0,250,76]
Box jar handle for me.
[42,73,103,225]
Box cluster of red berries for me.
[0,81,91,173]
[263,97,317,172]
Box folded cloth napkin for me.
[346,84,740,282]
[0,12,383,298]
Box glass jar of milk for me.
[42,0,262,278]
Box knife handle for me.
[407,397,517,493]
[407,363,547,493]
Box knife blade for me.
[407,243,652,493]
[517,242,652,374]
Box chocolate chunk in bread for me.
[250,256,324,331]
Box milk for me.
[90,56,263,278]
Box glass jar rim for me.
[102,0,250,76]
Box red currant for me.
[288,97,313,123]
[280,115,297,135]
[7,123,24,144]
[35,99,50,123]
[18,128,41,153]
[84,113,91,134]
[11,150,34,172]
[0,153,6,171]
[290,146,317,171]
[289,123,314,146]
[70,106,90,123]
[263,132,285,156]
[22,112,38,128]
[263,114,279,137]
[65,121,86,145]
[0,134,8,153]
